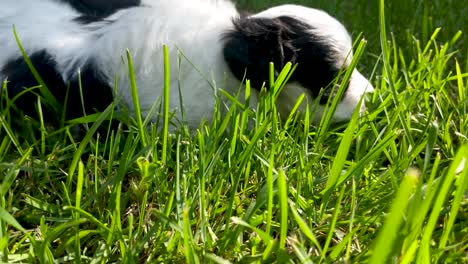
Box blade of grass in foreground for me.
[314,38,366,151]
[0,205,24,262]
[183,205,199,264]
[74,161,85,263]
[289,201,323,254]
[320,95,363,212]
[0,208,26,234]
[0,147,32,197]
[369,168,419,264]
[197,130,208,248]
[265,143,276,236]
[378,0,414,147]
[13,26,61,115]
[1,147,32,261]
[319,184,346,263]
[277,169,288,250]
[36,97,46,156]
[162,45,171,163]
[126,49,148,148]
[417,144,468,262]
[66,102,115,192]
[0,119,22,155]
[109,132,140,260]
[438,149,468,250]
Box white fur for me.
[0,0,373,128]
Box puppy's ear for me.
[223,16,300,89]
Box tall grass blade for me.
[126,49,148,147]
[277,169,288,250]
[162,45,171,163]
[13,26,61,114]
[369,168,419,264]
[66,103,114,191]
[417,145,468,262]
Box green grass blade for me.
[0,208,26,233]
[417,145,468,262]
[320,184,346,263]
[320,96,362,206]
[369,168,419,264]
[277,169,288,250]
[126,49,148,147]
[12,26,61,114]
[162,45,171,163]
[289,201,323,253]
[63,207,112,233]
[438,148,468,250]
[182,205,198,264]
[315,39,367,148]
[231,217,273,243]
[66,102,114,191]
[0,147,32,196]
[266,144,275,235]
[74,161,84,264]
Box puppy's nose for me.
[348,70,373,114]
[352,70,374,93]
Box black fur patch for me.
[1,50,113,121]
[223,15,342,103]
[66,61,114,118]
[60,0,141,23]
[2,51,67,121]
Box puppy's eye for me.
[319,72,349,104]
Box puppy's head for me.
[223,4,373,123]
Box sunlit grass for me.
[0,0,467,262]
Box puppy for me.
[0,0,373,128]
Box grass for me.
[1,0,467,263]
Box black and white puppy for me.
[0,0,373,128]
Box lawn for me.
[0,0,467,263]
